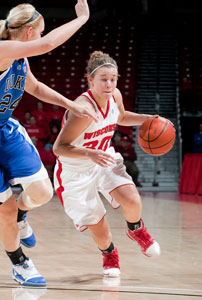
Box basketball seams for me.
[139,117,153,142]
[150,119,169,143]
[137,117,176,156]
[149,121,173,155]
[141,134,176,151]
[148,118,155,153]
[140,118,169,143]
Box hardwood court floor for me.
[0,191,202,299]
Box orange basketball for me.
[137,116,176,156]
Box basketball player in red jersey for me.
[53,51,161,277]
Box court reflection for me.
[12,287,47,300]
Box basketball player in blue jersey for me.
[53,51,161,278]
[0,0,98,287]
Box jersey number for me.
[83,135,113,151]
[0,94,22,113]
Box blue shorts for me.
[0,118,48,201]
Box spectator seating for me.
[178,32,202,114]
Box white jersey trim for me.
[0,67,10,81]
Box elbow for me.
[53,142,72,157]
[46,40,56,52]
[41,40,56,54]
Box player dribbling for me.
[53,51,161,277]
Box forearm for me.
[53,143,92,159]
[43,16,88,50]
[118,111,153,126]
[0,17,88,60]
[30,81,74,111]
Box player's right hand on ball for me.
[90,150,115,167]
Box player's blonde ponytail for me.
[0,20,9,39]
[0,4,42,40]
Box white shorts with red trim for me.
[54,149,134,231]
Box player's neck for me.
[90,90,108,109]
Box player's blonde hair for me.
[0,3,43,40]
[86,51,118,77]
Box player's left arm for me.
[24,59,98,122]
[115,88,155,126]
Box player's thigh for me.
[99,156,137,206]
[54,164,106,230]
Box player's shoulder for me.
[75,93,95,110]
[113,88,121,97]
[113,88,123,103]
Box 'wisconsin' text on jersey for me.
[84,124,116,140]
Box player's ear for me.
[26,26,33,39]
[87,75,93,84]
[87,75,94,86]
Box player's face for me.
[90,67,118,100]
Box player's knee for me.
[123,193,141,210]
[25,179,54,207]
[39,182,53,202]
[32,182,53,204]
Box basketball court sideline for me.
[0,191,202,300]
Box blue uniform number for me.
[0,94,22,113]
